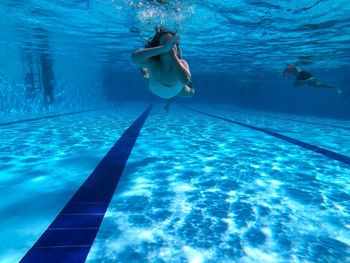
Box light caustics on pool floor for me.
[0,103,349,263]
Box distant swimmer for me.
[40,53,55,104]
[131,27,195,111]
[283,64,341,94]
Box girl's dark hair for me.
[145,27,182,59]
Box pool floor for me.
[1,103,350,262]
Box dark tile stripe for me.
[20,104,152,263]
[223,108,350,131]
[0,104,121,127]
[255,114,350,131]
[188,107,350,166]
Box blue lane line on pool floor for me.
[187,107,350,166]
[20,104,152,263]
[220,108,350,132]
[0,104,121,127]
[209,105,350,132]
[253,114,350,131]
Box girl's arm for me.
[131,36,179,66]
[172,51,191,85]
[131,46,166,66]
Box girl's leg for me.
[164,85,195,112]
[164,97,174,112]
[308,79,341,93]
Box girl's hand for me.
[162,36,180,52]
[171,47,177,57]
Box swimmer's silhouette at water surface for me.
[131,27,195,111]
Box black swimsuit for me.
[296,70,313,81]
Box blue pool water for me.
[1,0,350,262]
[1,103,350,262]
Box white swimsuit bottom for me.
[149,81,184,99]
